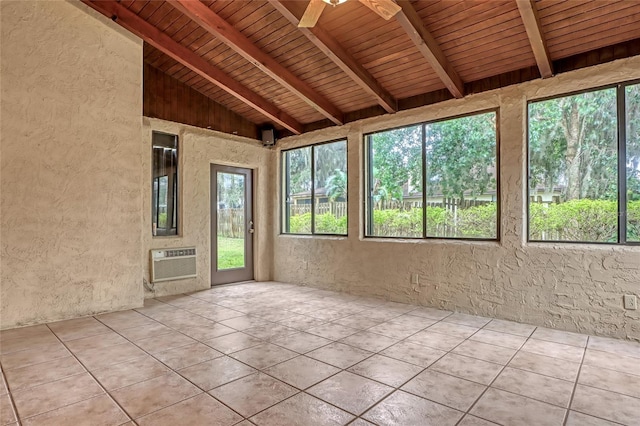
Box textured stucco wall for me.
[274,57,640,340]
[0,1,143,329]
[142,118,274,298]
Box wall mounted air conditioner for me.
[150,247,197,283]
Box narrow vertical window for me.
[283,141,347,235]
[627,83,640,242]
[425,113,497,239]
[528,88,618,243]
[366,125,423,238]
[284,146,312,234]
[314,141,348,235]
[152,132,178,236]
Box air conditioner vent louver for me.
[150,247,197,283]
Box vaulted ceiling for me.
[84,0,640,139]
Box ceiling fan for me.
[299,0,402,28]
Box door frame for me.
[210,164,254,286]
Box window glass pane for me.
[367,125,423,237]
[217,172,245,270]
[284,147,312,234]
[152,132,178,236]
[627,83,640,242]
[314,141,347,235]
[157,176,168,229]
[425,112,498,238]
[528,88,618,242]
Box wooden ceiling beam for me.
[82,0,303,134]
[517,0,554,78]
[167,0,344,126]
[394,0,464,98]
[269,0,397,114]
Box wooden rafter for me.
[517,0,553,78]
[82,0,303,134]
[168,0,344,126]
[394,0,464,98]
[269,0,397,114]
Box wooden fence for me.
[217,199,494,238]
[217,208,244,238]
[377,198,490,210]
[288,199,490,219]
[290,202,347,218]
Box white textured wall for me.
[142,118,274,298]
[0,1,143,329]
[274,57,640,340]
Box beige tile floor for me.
[1,281,639,426]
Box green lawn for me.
[217,237,245,270]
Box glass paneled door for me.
[211,164,254,285]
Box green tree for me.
[370,124,422,204]
[626,84,640,241]
[285,146,311,195]
[314,141,347,191]
[626,84,640,201]
[326,169,347,201]
[286,141,347,195]
[529,88,618,201]
[425,113,496,200]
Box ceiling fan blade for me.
[299,0,327,27]
[358,0,402,20]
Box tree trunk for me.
[562,101,583,200]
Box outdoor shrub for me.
[158,212,167,227]
[289,212,312,234]
[315,212,346,234]
[627,200,640,241]
[456,203,497,238]
[530,199,618,242]
[290,199,634,241]
[288,212,347,234]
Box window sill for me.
[361,237,500,246]
[526,241,640,250]
[279,233,348,241]
[152,235,182,239]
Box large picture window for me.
[528,82,639,244]
[626,84,640,242]
[152,132,178,236]
[283,140,347,235]
[366,111,498,240]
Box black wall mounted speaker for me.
[261,127,276,147]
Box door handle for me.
[248,220,255,234]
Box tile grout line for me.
[105,303,275,423]
[219,305,442,423]
[17,323,136,425]
[453,326,537,425]
[60,312,246,424]
[562,336,588,426]
[259,310,536,423]
[132,294,388,423]
[98,300,640,426]
[0,367,22,426]
[214,292,402,423]
[352,314,489,424]
[4,284,637,426]
[2,307,481,426]
[200,292,385,423]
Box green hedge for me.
[289,212,347,234]
[530,199,640,242]
[456,203,498,238]
[288,200,640,241]
[371,204,497,238]
[629,200,640,241]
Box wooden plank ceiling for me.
[84,0,640,139]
